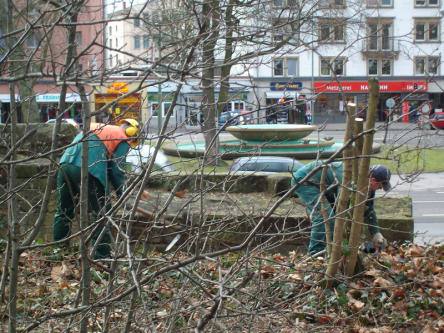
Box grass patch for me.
[162,145,444,174]
[372,145,444,173]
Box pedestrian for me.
[291,161,391,255]
[53,118,140,259]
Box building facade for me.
[0,0,105,124]
[252,0,444,124]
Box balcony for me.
[361,39,400,59]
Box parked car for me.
[229,156,304,174]
[126,144,175,173]
[45,118,80,131]
[429,112,444,129]
[218,111,240,130]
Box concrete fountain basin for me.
[226,124,317,142]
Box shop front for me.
[94,82,141,124]
[314,81,430,123]
[36,93,83,124]
[265,81,307,124]
[0,92,82,124]
[183,91,249,126]
[0,94,20,123]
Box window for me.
[115,38,118,48]
[134,35,140,49]
[367,20,393,50]
[367,0,392,7]
[26,32,40,48]
[75,32,82,47]
[272,58,298,76]
[415,0,439,7]
[320,57,345,76]
[134,18,140,27]
[115,55,118,66]
[368,58,392,75]
[143,35,149,48]
[319,19,345,43]
[319,0,345,8]
[272,0,298,7]
[109,38,112,48]
[152,102,175,117]
[414,19,440,42]
[272,19,298,44]
[273,59,284,76]
[415,56,440,75]
[109,26,112,36]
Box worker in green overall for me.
[291,161,391,255]
[53,118,139,259]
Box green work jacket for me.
[60,132,130,197]
[291,160,379,235]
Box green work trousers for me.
[294,182,335,255]
[53,164,111,259]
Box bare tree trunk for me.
[345,79,379,276]
[79,85,92,333]
[216,0,235,116]
[6,0,20,329]
[325,103,355,285]
[200,0,220,165]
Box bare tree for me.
[0,0,439,331]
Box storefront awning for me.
[0,94,20,102]
[265,91,298,99]
[36,93,85,103]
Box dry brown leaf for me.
[288,273,302,281]
[368,327,393,333]
[391,288,405,298]
[348,299,365,311]
[406,269,416,277]
[406,244,425,257]
[373,277,393,288]
[421,326,438,333]
[318,315,332,323]
[273,253,285,262]
[364,268,381,277]
[58,280,69,289]
[260,266,275,279]
[51,262,73,282]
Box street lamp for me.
[156,35,162,136]
[311,13,315,125]
[153,11,163,135]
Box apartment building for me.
[0,0,105,123]
[252,0,444,124]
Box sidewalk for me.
[179,120,419,134]
[321,120,418,132]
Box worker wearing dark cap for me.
[291,161,391,255]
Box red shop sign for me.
[314,81,428,93]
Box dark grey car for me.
[229,156,304,174]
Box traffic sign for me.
[385,98,395,109]
[420,102,432,115]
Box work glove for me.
[372,232,387,250]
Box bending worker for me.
[53,118,139,259]
[292,161,391,255]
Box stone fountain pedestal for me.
[163,124,381,159]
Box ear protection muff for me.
[125,126,138,137]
